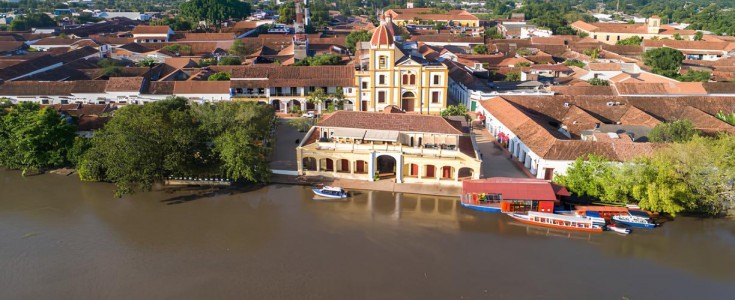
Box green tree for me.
[179,0,251,28]
[278,1,296,24]
[137,59,156,67]
[293,54,342,66]
[715,111,735,126]
[218,56,242,65]
[287,117,313,132]
[229,39,256,56]
[564,59,586,68]
[78,97,202,197]
[582,48,601,60]
[345,30,371,53]
[693,31,704,41]
[587,78,609,86]
[473,44,489,54]
[673,33,683,40]
[163,44,193,56]
[649,119,697,143]
[440,104,471,121]
[208,72,231,81]
[616,36,642,45]
[504,71,521,81]
[0,103,76,174]
[643,47,684,78]
[10,13,56,31]
[678,70,710,82]
[553,154,613,200]
[307,88,328,113]
[103,66,123,77]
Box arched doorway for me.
[272,100,281,111]
[288,100,301,113]
[401,91,416,112]
[302,157,316,171]
[320,158,334,171]
[458,167,474,179]
[376,155,396,178]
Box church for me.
[354,17,449,114]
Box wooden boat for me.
[507,211,604,233]
[606,223,631,235]
[312,186,349,199]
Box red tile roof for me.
[132,25,171,35]
[316,111,463,134]
[370,24,394,47]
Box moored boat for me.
[312,186,349,199]
[612,214,657,229]
[606,223,631,235]
[507,211,604,233]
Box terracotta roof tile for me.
[316,111,463,135]
[105,77,144,92]
[132,25,171,35]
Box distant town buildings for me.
[571,16,697,44]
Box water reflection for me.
[303,189,735,282]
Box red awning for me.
[497,132,506,137]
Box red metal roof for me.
[462,177,566,201]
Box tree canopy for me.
[473,44,489,54]
[293,54,342,66]
[345,30,371,53]
[558,134,735,216]
[10,13,56,31]
[616,36,642,45]
[208,72,231,81]
[649,119,697,143]
[0,102,76,174]
[78,97,274,197]
[179,0,251,28]
[277,1,296,24]
[643,47,685,78]
[440,104,471,121]
[218,56,242,66]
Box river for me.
[1,170,734,299]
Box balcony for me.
[314,140,462,158]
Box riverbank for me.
[270,174,461,197]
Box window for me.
[606,35,610,41]
[347,88,352,94]
[379,75,385,85]
[402,74,408,84]
[433,75,440,85]
[378,55,387,69]
[409,74,416,85]
[378,91,386,103]
[616,36,621,41]
[361,81,368,89]
[431,91,440,103]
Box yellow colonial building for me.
[354,22,449,114]
[296,110,481,186]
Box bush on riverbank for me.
[554,134,735,216]
[0,101,76,174]
[77,97,275,197]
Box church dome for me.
[370,24,394,47]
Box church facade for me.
[354,22,449,114]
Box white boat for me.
[507,211,604,233]
[606,223,631,235]
[612,213,657,229]
[312,186,349,198]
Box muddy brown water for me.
[1,170,734,299]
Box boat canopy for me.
[575,205,628,213]
[586,211,602,218]
[528,211,593,224]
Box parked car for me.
[302,111,315,118]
